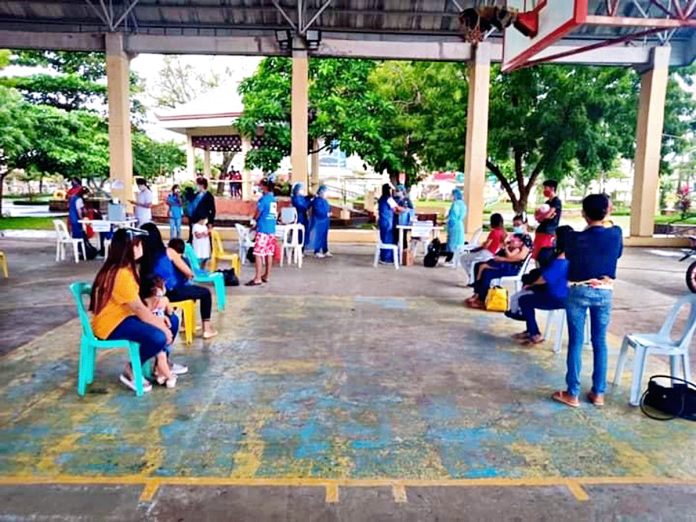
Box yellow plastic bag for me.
[485,286,508,312]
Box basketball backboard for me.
[502,0,587,72]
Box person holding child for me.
[90,229,177,393]
[459,213,507,283]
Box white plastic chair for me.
[53,220,86,263]
[543,308,591,354]
[373,228,399,270]
[280,207,298,225]
[490,254,533,294]
[235,223,255,264]
[409,221,434,257]
[280,223,304,268]
[454,227,483,268]
[613,294,696,406]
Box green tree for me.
[237,57,408,181]
[0,86,35,217]
[132,134,186,181]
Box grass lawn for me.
[0,216,55,230]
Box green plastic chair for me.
[69,282,150,397]
[184,243,226,310]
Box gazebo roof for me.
[155,81,245,134]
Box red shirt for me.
[486,228,505,254]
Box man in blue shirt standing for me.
[247,179,277,286]
[553,194,623,409]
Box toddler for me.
[192,217,211,267]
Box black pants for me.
[167,284,212,321]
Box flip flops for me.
[245,280,263,286]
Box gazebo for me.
[156,81,256,200]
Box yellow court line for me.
[325,483,339,503]
[139,480,160,502]
[565,480,589,502]
[392,484,408,503]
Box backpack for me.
[246,247,255,263]
[82,238,99,261]
[485,287,508,312]
[423,238,453,267]
[217,268,240,287]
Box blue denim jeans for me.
[170,217,182,239]
[108,314,179,364]
[518,291,565,337]
[565,286,613,397]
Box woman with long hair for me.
[139,223,218,339]
[90,229,176,392]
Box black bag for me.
[522,268,542,286]
[82,238,99,261]
[218,268,240,287]
[246,247,255,263]
[423,238,453,267]
[640,375,696,421]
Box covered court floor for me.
[1,240,696,519]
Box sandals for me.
[119,373,152,393]
[245,280,263,286]
[262,277,270,283]
[466,300,485,309]
[587,392,605,407]
[521,336,545,346]
[203,330,218,340]
[552,390,579,408]
[511,332,530,340]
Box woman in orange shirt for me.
[90,229,176,392]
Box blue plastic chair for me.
[69,282,150,397]
[184,243,226,310]
[613,294,696,405]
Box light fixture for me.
[275,29,292,50]
[305,29,322,50]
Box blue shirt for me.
[167,194,183,219]
[541,258,570,300]
[153,252,179,291]
[565,226,623,282]
[257,193,277,234]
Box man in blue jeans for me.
[552,194,623,408]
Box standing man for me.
[552,194,623,408]
[533,180,562,259]
[247,179,277,286]
[189,177,216,242]
[129,178,153,226]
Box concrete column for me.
[631,46,671,237]
[186,133,196,179]
[291,50,309,186]
[203,148,211,178]
[310,138,320,191]
[241,137,252,200]
[105,33,133,205]
[463,43,491,237]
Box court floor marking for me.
[2,475,696,504]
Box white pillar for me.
[203,148,211,178]
[631,46,671,237]
[105,33,133,205]
[242,137,252,200]
[463,42,491,237]
[310,138,320,191]
[186,133,196,179]
[291,50,309,186]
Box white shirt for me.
[192,223,211,261]
[387,197,397,210]
[135,187,153,225]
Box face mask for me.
[155,288,165,297]
[513,226,524,233]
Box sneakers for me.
[315,252,325,258]
[170,362,188,375]
[324,252,333,258]
[156,373,177,388]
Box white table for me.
[78,218,138,233]
[396,224,442,258]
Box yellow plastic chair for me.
[0,251,7,278]
[210,229,241,276]
[170,299,195,344]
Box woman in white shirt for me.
[130,178,153,226]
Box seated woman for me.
[466,233,532,309]
[306,185,333,258]
[90,229,176,392]
[460,213,507,283]
[513,226,571,346]
[140,223,218,339]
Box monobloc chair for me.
[453,227,483,269]
[0,251,8,278]
[490,254,533,294]
[70,282,150,396]
[54,219,86,263]
[235,224,255,264]
[280,206,298,225]
[170,299,196,344]
[409,221,435,258]
[543,308,592,354]
[210,229,241,275]
[373,228,399,270]
[184,243,226,311]
[279,223,305,268]
[613,294,696,405]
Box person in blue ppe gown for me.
[447,188,468,253]
[378,184,407,264]
[306,185,332,258]
[291,183,313,247]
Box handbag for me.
[640,375,696,421]
[485,286,508,312]
[217,268,240,287]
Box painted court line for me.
[2,475,696,505]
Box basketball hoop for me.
[459,6,517,44]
